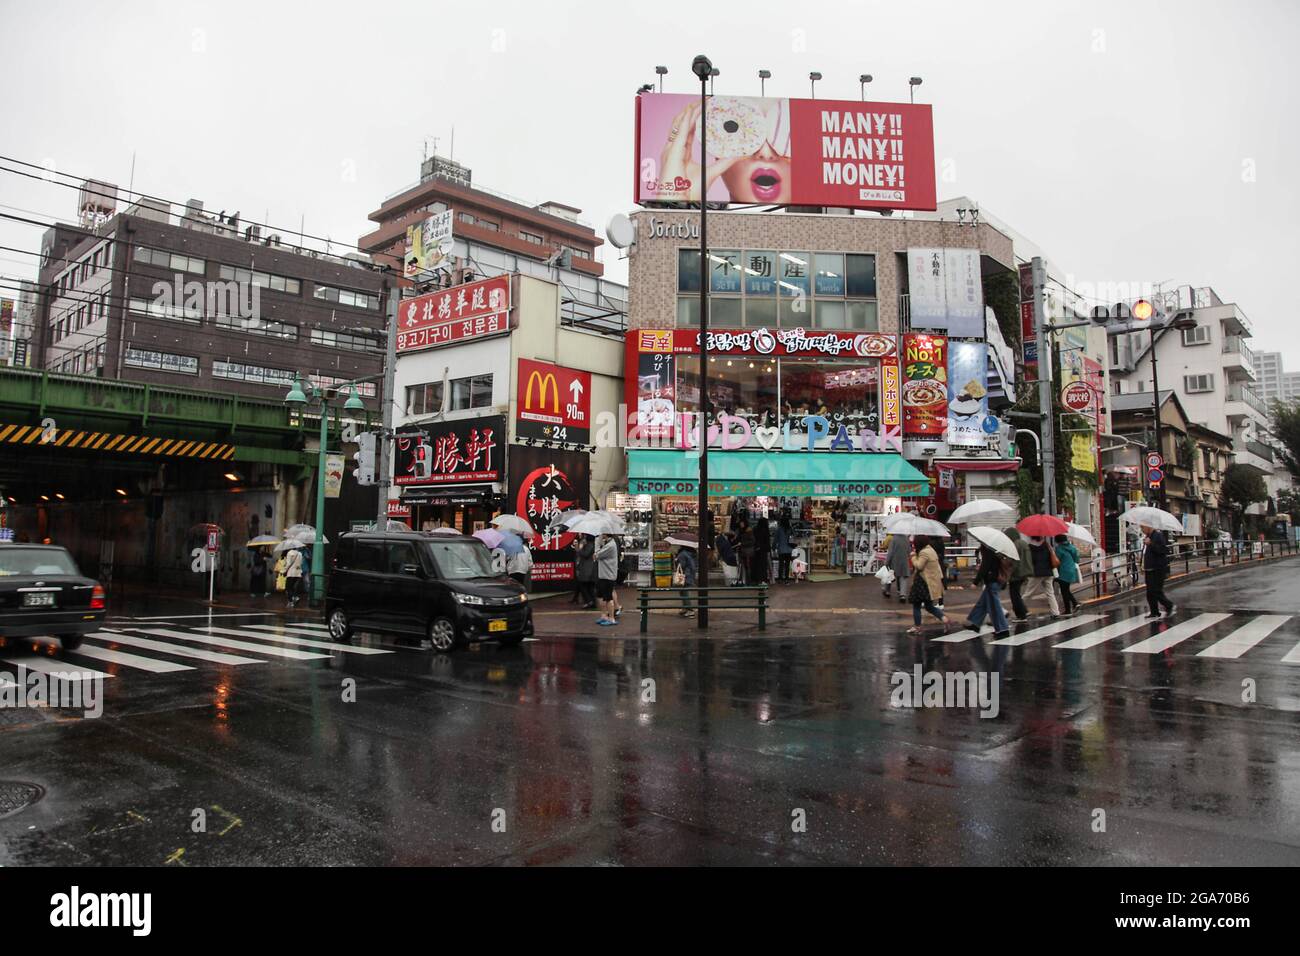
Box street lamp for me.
[809,71,822,98]
[909,76,923,102]
[692,52,713,630]
[284,378,362,604]
[758,69,771,95]
[859,74,873,100]
[655,65,667,92]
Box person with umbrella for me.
[575,534,597,609]
[594,534,621,625]
[1142,524,1175,619]
[1054,534,1081,615]
[1004,528,1032,620]
[670,536,698,618]
[883,531,911,603]
[964,534,1013,638]
[249,546,269,597]
[283,544,305,608]
[1014,516,1067,619]
[906,535,953,634]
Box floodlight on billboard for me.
[634,93,936,211]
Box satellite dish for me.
[606,213,636,249]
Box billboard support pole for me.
[377,282,399,528]
[692,54,713,629]
[1033,256,1057,516]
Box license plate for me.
[23,593,55,607]
[488,619,507,632]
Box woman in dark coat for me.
[575,534,597,609]
[751,517,771,584]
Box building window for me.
[312,284,381,311]
[310,328,380,352]
[133,245,205,275]
[218,264,302,295]
[128,296,203,326]
[709,250,742,293]
[449,374,493,410]
[678,249,702,294]
[1184,374,1215,393]
[457,212,476,225]
[1182,325,1212,346]
[215,314,299,340]
[478,220,498,232]
[213,361,296,388]
[124,346,200,375]
[519,231,544,245]
[814,253,846,296]
[405,382,445,416]
[778,252,811,299]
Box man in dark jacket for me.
[575,534,597,609]
[1142,525,1175,618]
[1005,528,1032,620]
[1019,535,1061,618]
[751,517,771,584]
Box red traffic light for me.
[1132,299,1155,321]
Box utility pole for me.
[1032,256,1057,515]
[692,53,713,630]
[375,283,400,527]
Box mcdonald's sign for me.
[516,359,591,444]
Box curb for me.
[1077,550,1300,611]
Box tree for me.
[1221,463,1268,536]
[1278,489,1300,524]
[1270,400,1300,479]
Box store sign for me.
[901,333,948,437]
[516,359,592,444]
[946,341,988,447]
[1072,434,1096,473]
[635,93,937,211]
[881,362,901,428]
[396,275,511,354]
[1018,263,1038,375]
[906,249,984,337]
[386,499,411,519]
[675,412,901,454]
[509,445,591,582]
[394,415,504,486]
[403,209,454,279]
[629,478,929,498]
[660,327,897,359]
[1061,381,1094,413]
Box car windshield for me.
[0,547,81,577]
[421,540,496,580]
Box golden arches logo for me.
[524,370,559,413]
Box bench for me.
[637,585,769,633]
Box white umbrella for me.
[273,538,306,553]
[1065,522,1097,547]
[546,509,588,531]
[884,513,951,538]
[967,525,1019,561]
[491,514,535,538]
[567,511,627,536]
[664,533,698,549]
[1121,506,1183,534]
[426,527,462,536]
[947,499,1015,525]
[282,525,328,545]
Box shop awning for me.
[935,459,1019,472]
[627,450,930,498]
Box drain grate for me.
[0,781,45,819]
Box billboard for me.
[906,248,984,337]
[394,415,505,487]
[516,359,592,444]
[396,274,511,354]
[901,333,948,437]
[403,209,454,279]
[640,326,896,359]
[945,341,988,447]
[635,93,936,211]
[509,445,591,582]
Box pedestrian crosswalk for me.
[932,610,1300,662]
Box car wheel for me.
[327,607,353,643]
[427,616,461,653]
[59,634,84,651]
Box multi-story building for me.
[1252,350,1300,405]
[33,186,388,408]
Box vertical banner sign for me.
[403,209,454,279]
[1018,262,1038,376]
[901,334,948,437]
[516,359,592,444]
[1072,434,1096,473]
[635,330,676,442]
[509,445,591,583]
[946,341,988,447]
[324,454,345,498]
[906,249,983,337]
[881,361,900,428]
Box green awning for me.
[627,449,930,497]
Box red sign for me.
[394,416,504,486]
[635,94,936,211]
[901,333,948,437]
[386,499,411,519]
[509,446,591,583]
[1061,381,1094,413]
[516,359,592,444]
[396,275,511,354]
[642,327,897,359]
[206,530,219,553]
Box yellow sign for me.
[882,363,901,427]
[1072,434,1095,472]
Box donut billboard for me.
[635,93,936,211]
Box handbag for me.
[672,567,686,586]
[908,573,930,604]
[275,574,287,592]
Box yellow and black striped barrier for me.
[0,423,236,460]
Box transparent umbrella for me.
[883,513,951,537]
[567,511,628,536]
[947,499,1014,525]
[967,526,1019,561]
[491,514,535,538]
[1121,506,1183,534]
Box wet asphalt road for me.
[2,558,1299,866]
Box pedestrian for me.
[1142,524,1175,618]
[594,534,620,625]
[884,532,911,603]
[1020,535,1062,618]
[775,516,794,584]
[506,545,534,592]
[752,516,771,584]
[249,548,268,597]
[673,544,697,617]
[716,530,739,586]
[283,546,304,608]
[1054,534,1081,614]
[1005,528,1033,620]
[932,534,949,607]
[736,520,755,586]
[575,534,597,609]
[906,535,952,634]
[964,543,1011,638]
[273,552,288,596]
[1091,548,1105,596]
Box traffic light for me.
[1131,299,1155,322]
[354,432,376,486]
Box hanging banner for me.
[901,333,947,437]
[881,362,901,428]
[1072,434,1096,473]
[946,341,988,447]
[509,445,591,582]
[906,248,984,337]
[324,454,345,498]
[396,274,512,354]
[403,209,454,279]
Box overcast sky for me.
[2,0,1297,362]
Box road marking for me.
[87,632,265,666]
[137,628,330,661]
[200,625,391,655]
[4,655,113,681]
[1196,615,1292,659]
[1280,641,1300,665]
[1053,616,1153,650]
[1123,613,1232,654]
[988,615,1105,646]
[247,624,346,637]
[931,628,984,644]
[66,644,195,673]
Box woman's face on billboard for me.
[719,141,793,203]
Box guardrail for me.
[1075,538,1298,600]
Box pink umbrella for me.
[1016,514,1069,538]
[473,528,504,549]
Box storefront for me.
[395,415,506,534]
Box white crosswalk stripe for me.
[1198,615,1292,659]
[3,655,112,681]
[988,615,1105,647]
[1053,616,1153,650]
[87,632,265,666]
[136,628,331,661]
[65,643,194,673]
[1123,613,1232,654]
[1279,641,1300,665]
[200,625,392,655]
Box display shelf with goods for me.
[656,496,700,543]
[607,492,654,587]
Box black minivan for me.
[325,531,532,651]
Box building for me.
[0,281,37,367]
[1252,350,1300,405]
[33,186,388,408]
[621,206,1019,572]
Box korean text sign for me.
[396,275,511,354]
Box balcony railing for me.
[1222,336,1255,366]
[1227,386,1269,417]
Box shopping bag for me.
[672,567,686,587]
[723,564,739,586]
[874,566,895,585]
[276,574,287,592]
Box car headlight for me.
[517,593,527,603]
[454,593,486,605]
